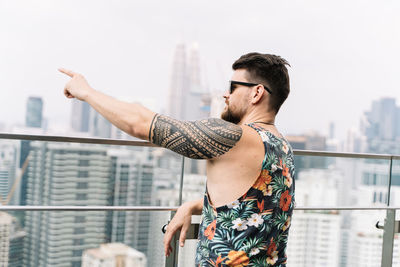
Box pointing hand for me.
[59,68,94,101]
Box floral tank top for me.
[195,123,295,267]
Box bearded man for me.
[60,52,295,266]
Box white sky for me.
[1,0,399,139]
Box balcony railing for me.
[0,133,399,267]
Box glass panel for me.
[294,155,390,207]
[1,210,169,267]
[391,160,400,265]
[287,209,386,267]
[181,158,207,203]
[182,155,391,208]
[0,139,182,207]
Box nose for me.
[223,90,230,99]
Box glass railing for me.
[0,133,399,267]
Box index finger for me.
[58,68,76,77]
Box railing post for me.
[178,156,185,205]
[381,209,396,267]
[165,210,179,267]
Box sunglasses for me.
[229,80,272,95]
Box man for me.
[60,52,295,266]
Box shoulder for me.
[150,115,243,159]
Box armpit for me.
[150,114,243,159]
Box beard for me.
[221,105,243,124]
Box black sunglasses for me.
[229,80,272,95]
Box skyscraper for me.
[23,142,112,267]
[71,99,91,133]
[25,97,43,128]
[0,212,12,267]
[20,97,44,206]
[167,42,210,121]
[0,141,19,205]
[107,148,156,256]
[89,111,112,138]
[362,97,400,154]
[167,43,187,120]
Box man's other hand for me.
[163,202,194,257]
[59,68,94,101]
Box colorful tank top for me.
[195,123,295,267]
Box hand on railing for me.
[162,202,196,257]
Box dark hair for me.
[232,53,290,113]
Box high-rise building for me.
[167,43,210,121]
[89,111,112,138]
[362,97,400,154]
[20,97,44,206]
[81,243,147,267]
[0,212,12,267]
[8,215,25,267]
[0,141,19,205]
[286,132,327,170]
[25,97,43,128]
[71,99,91,133]
[0,212,26,267]
[167,43,187,120]
[107,148,159,259]
[23,142,112,267]
[287,169,342,267]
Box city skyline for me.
[1,1,400,140]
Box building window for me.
[74,227,85,234]
[73,239,84,246]
[74,216,86,223]
[72,250,82,257]
[76,194,87,200]
[79,159,89,166]
[78,171,89,177]
[77,182,88,189]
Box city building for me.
[81,243,146,267]
[0,141,19,205]
[167,42,210,121]
[25,97,43,128]
[71,100,91,133]
[0,212,12,267]
[107,148,155,255]
[286,132,327,171]
[23,142,112,267]
[362,97,400,154]
[287,169,341,267]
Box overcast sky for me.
[1,0,399,139]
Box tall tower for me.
[25,97,43,128]
[167,43,187,120]
[107,148,155,255]
[167,43,210,122]
[0,141,18,205]
[363,97,400,153]
[20,97,43,206]
[23,142,112,267]
[71,100,91,133]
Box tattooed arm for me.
[150,114,242,159]
[59,69,242,159]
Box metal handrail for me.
[0,205,398,211]
[2,132,400,159]
[0,133,157,147]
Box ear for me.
[250,85,265,104]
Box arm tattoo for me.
[149,114,243,159]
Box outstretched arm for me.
[59,69,243,159]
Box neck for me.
[239,111,276,126]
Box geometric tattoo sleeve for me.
[149,114,243,159]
